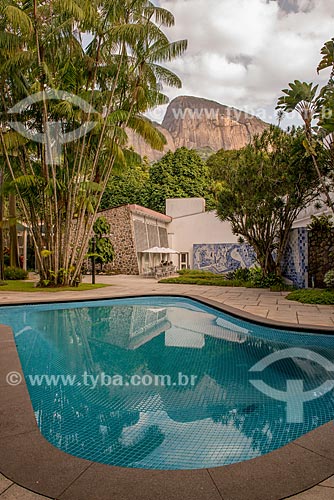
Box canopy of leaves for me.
[211,126,320,275]
[101,159,149,209]
[276,39,334,214]
[90,217,114,265]
[0,0,187,285]
[317,38,334,74]
[144,147,215,213]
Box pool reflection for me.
[1,299,334,469]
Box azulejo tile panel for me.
[281,228,308,289]
[193,244,257,274]
[193,228,309,288]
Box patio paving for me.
[0,274,333,329]
[0,275,333,499]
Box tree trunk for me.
[0,169,4,280]
[9,193,19,268]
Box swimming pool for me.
[1,296,334,470]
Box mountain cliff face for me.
[126,123,176,163]
[128,95,269,162]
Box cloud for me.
[152,0,334,126]
[276,0,315,14]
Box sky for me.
[148,0,334,127]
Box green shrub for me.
[287,289,334,305]
[234,268,251,281]
[160,276,247,287]
[308,214,333,233]
[324,270,334,289]
[248,267,283,288]
[4,267,29,280]
[269,283,296,292]
[161,266,285,290]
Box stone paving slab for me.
[0,485,49,500]
[320,475,334,487]
[59,465,221,500]
[287,486,334,499]
[0,475,12,496]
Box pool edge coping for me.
[1,293,334,500]
[0,292,333,333]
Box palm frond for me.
[127,115,166,150]
[5,5,33,34]
[317,39,334,74]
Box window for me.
[180,252,189,269]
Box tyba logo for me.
[8,90,98,165]
[249,348,334,423]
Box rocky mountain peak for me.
[127,95,269,162]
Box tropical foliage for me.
[144,147,215,213]
[277,37,334,213]
[211,126,320,276]
[89,216,114,268]
[0,0,187,285]
[100,157,150,209]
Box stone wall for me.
[308,228,334,287]
[99,206,139,275]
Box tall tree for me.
[100,155,150,209]
[277,38,334,214]
[0,0,187,285]
[214,127,320,276]
[276,81,334,212]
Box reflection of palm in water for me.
[34,382,165,466]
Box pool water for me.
[1,296,334,470]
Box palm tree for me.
[0,0,187,286]
[317,38,334,82]
[276,81,334,213]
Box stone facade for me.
[93,205,171,275]
[99,206,139,275]
[309,228,334,287]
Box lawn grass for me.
[0,281,109,293]
[160,276,249,287]
[160,269,246,286]
[286,288,334,305]
[160,270,294,291]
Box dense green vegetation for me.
[4,266,28,280]
[100,160,150,209]
[89,217,115,267]
[144,148,216,213]
[209,126,320,277]
[287,289,334,305]
[0,0,187,286]
[277,39,334,215]
[102,147,215,213]
[159,269,291,290]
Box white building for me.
[166,198,238,269]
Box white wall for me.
[292,194,333,229]
[166,198,205,218]
[168,209,238,268]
